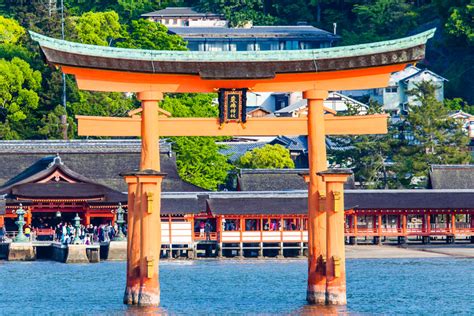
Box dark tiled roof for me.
[246,106,271,114]
[346,189,474,210]
[0,139,171,154]
[142,7,221,17]
[195,189,474,215]
[208,192,306,214]
[429,165,474,189]
[238,169,308,191]
[0,140,204,193]
[270,135,307,152]
[219,136,308,163]
[11,183,126,202]
[274,99,307,115]
[161,193,207,214]
[0,155,96,192]
[219,142,267,162]
[168,25,337,40]
[1,156,56,188]
[0,198,5,215]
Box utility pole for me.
[60,0,68,140]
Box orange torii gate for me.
[31,29,434,307]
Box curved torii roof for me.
[30,29,435,93]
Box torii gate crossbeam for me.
[30,28,435,307]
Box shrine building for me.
[1,140,473,248]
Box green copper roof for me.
[29,29,435,63]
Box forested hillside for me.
[0,0,472,139]
[0,0,472,189]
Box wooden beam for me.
[64,65,404,93]
[76,114,388,137]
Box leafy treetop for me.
[237,144,295,169]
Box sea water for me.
[0,258,472,315]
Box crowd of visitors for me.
[0,222,127,244]
[54,222,126,244]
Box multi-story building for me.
[343,66,447,117]
[142,7,338,111]
[142,7,228,27]
[142,7,339,52]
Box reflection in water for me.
[125,306,167,315]
[295,304,350,316]
[0,258,471,315]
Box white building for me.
[383,66,447,114]
[272,92,368,117]
[342,66,447,116]
[142,7,228,28]
[449,110,474,138]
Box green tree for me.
[237,144,295,169]
[71,11,124,45]
[37,104,75,139]
[342,0,417,44]
[0,57,42,139]
[446,2,474,45]
[117,0,155,20]
[173,136,233,190]
[68,91,137,117]
[161,93,218,117]
[0,15,25,44]
[328,100,394,189]
[444,97,474,114]
[0,15,32,64]
[118,19,187,50]
[392,81,471,187]
[161,93,233,190]
[197,0,276,27]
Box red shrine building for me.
[0,140,473,247]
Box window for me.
[187,42,199,51]
[274,94,289,110]
[385,86,398,93]
[235,42,248,51]
[285,40,299,50]
[257,41,279,51]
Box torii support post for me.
[123,175,139,304]
[304,90,328,305]
[319,169,352,305]
[122,91,165,307]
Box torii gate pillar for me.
[123,91,165,306]
[304,90,328,304]
[319,169,352,305]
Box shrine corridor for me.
[0,258,471,315]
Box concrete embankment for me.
[1,242,473,262]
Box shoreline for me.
[1,243,473,262]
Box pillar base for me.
[397,236,407,245]
[326,289,347,305]
[138,288,160,307]
[123,284,140,305]
[349,237,357,245]
[108,241,127,260]
[373,236,381,245]
[66,244,89,263]
[8,242,35,261]
[307,290,326,305]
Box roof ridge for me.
[29,28,436,63]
